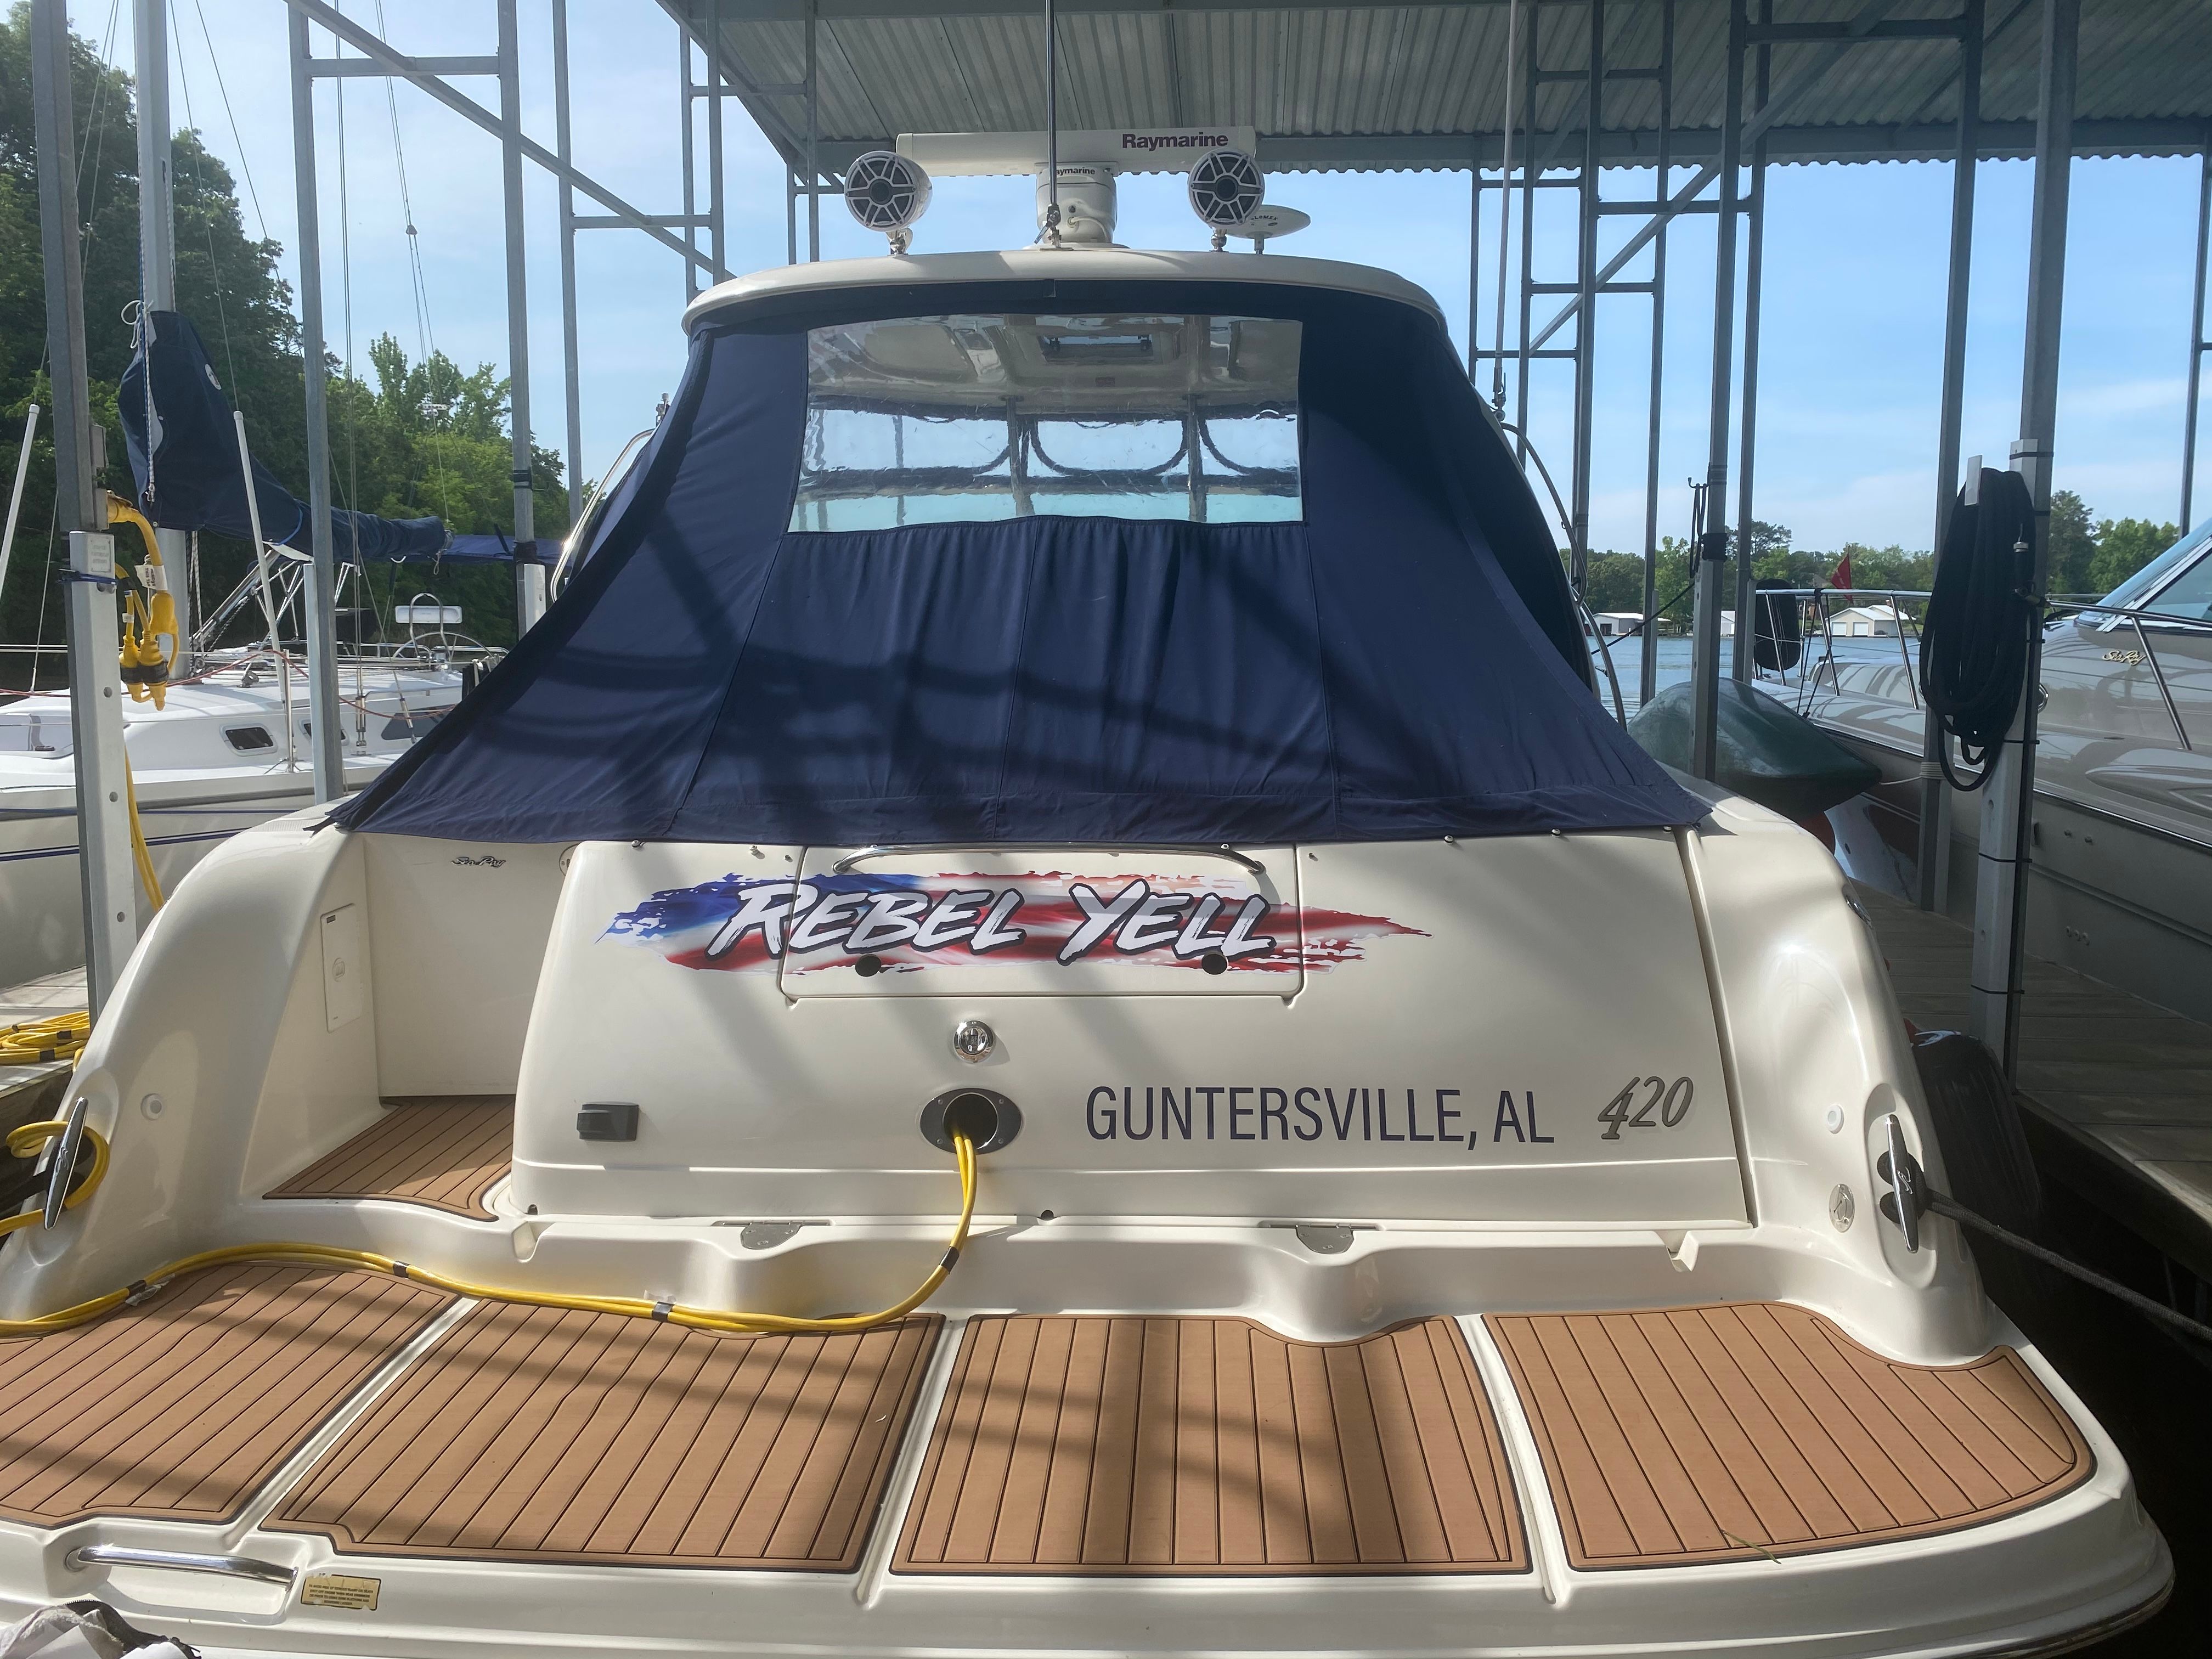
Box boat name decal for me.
[602,870,1420,975]
[1082,1085,1557,1146]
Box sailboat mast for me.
[132,0,194,660]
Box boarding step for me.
[0,1265,451,1527]
[266,1096,514,1219]
[895,1315,1526,1575]
[1488,1304,2092,1569]
[269,1304,940,1570]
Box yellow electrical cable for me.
[0,1122,977,1340]
[0,1014,92,1066]
[124,759,164,911]
[107,496,176,712]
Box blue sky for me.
[155,1,2208,556]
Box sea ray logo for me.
[602,870,1420,976]
[450,855,507,868]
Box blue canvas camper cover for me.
[118,310,541,566]
[336,278,1701,845]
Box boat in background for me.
[1799,523,2212,1023]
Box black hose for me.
[1919,467,2039,792]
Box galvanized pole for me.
[1918,0,1983,912]
[1566,0,1602,596]
[707,0,725,281]
[554,0,583,523]
[1638,0,1675,711]
[1971,0,2076,1073]
[1690,0,1746,780]
[805,0,820,261]
[1730,6,1770,683]
[287,7,346,800]
[2183,143,2210,531]
[132,0,192,660]
[497,0,544,632]
[35,0,137,1008]
[679,24,698,304]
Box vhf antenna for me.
[1042,0,1062,246]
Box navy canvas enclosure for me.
[336,276,1700,844]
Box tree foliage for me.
[0,3,561,686]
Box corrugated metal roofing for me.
[665,0,2211,174]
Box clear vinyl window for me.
[789,313,1302,531]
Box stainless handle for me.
[832,842,1266,877]
[64,1544,296,1587]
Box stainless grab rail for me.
[832,842,1267,877]
[64,1544,296,1587]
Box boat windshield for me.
[2092,517,2212,622]
[789,312,1302,531]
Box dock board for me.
[893,1314,1526,1576]
[266,1097,514,1220]
[1488,1302,2091,1570]
[270,1305,940,1571]
[0,1265,450,1527]
[1857,884,2212,1279]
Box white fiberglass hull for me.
[0,786,2167,1658]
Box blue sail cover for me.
[119,309,487,563]
[337,278,1700,844]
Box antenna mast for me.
[1042,0,1060,246]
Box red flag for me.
[1831,553,1853,592]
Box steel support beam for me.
[708,0,726,280]
[1530,0,1905,356]
[1690,0,1746,781]
[555,0,583,523]
[1972,0,2077,1073]
[1920,0,1984,913]
[1730,5,1770,683]
[496,0,544,632]
[806,0,821,261]
[681,22,699,302]
[34,0,136,1011]
[1639,0,1676,711]
[2183,142,2211,531]
[1567,0,1604,595]
[283,0,727,281]
[287,7,347,801]
[133,0,193,662]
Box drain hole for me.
[921,1087,1022,1154]
[1200,951,1228,976]
[854,953,884,977]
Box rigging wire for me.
[184,0,268,241]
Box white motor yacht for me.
[1802,523,2212,1022]
[0,221,2168,1657]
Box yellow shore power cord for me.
[0,1120,978,1340]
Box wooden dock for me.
[1857,885,2212,1283]
[0,968,84,1134]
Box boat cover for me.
[336,280,1701,845]
[119,310,540,566]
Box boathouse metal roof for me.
[658,0,2211,176]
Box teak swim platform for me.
[0,1271,2097,1583]
[265,1097,516,1220]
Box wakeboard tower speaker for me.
[1188,149,1265,247]
[844,150,933,252]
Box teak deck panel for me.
[1488,1302,2091,1570]
[270,1304,940,1571]
[0,1265,450,1528]
[893,1314,1526,1575]
[266,1097,514,1220]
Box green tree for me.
[0,3,561,679]
[2087,516,2180,597]
[2044,489,2097,598]
[1582,551,1648,614]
